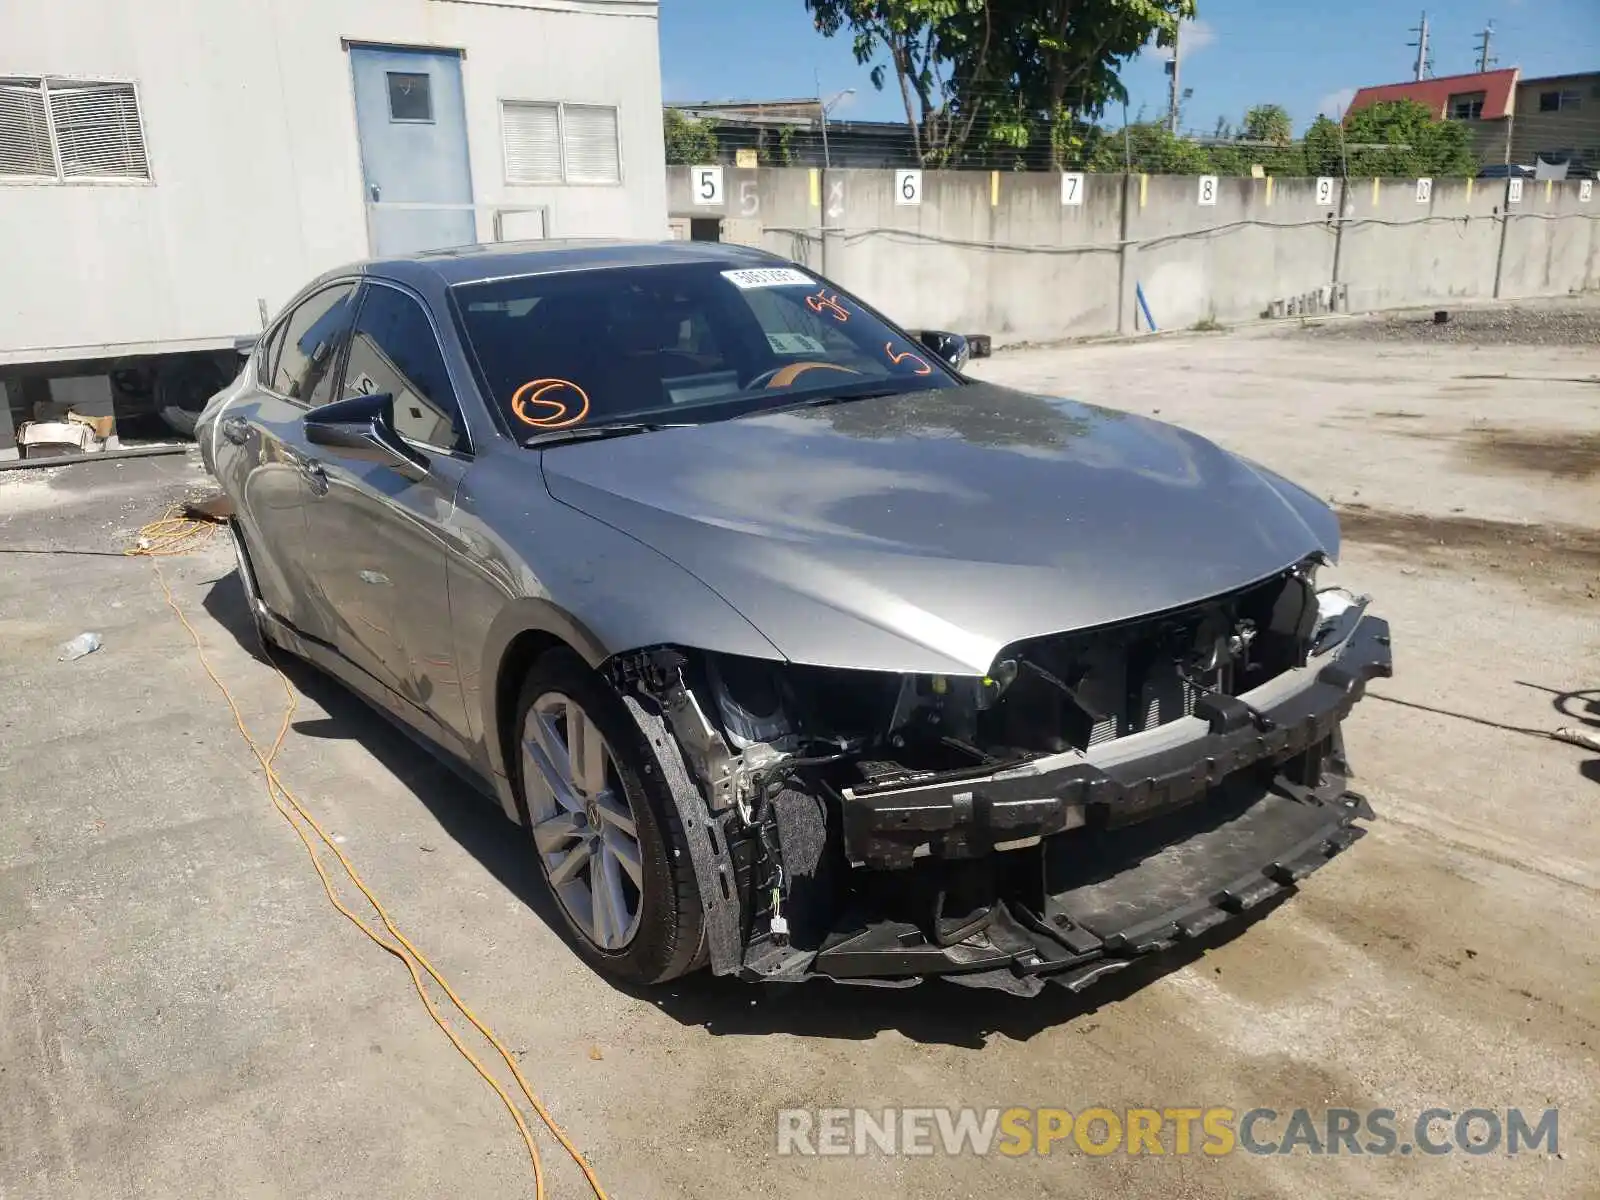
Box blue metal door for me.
[349,46,475,255]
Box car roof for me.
[328,239,790,291]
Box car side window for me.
[258,321,288,384]
[271,284,359,404]
[343,286,466,451]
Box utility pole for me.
[1409,11,1432,81]
[1166,20,1182,134]
[815,69,830,169]
[1475,20,1496,72]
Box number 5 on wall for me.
[692,165,724,206]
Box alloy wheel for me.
[522,692,645,950]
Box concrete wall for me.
[1336,177,1506,313]
[0,0,666,363]
[1123,174,1340,331]
[1498,178,1600,299]
[668,165,1598,344]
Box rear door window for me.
[271,283,359,404]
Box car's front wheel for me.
[513,649,706,985]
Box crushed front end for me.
[608,558,1392,996]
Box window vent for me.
[48,81,149,178]
[0,77,149,181]
[562,104,620,184]
[0,82,53,176]
[502,101,562,183]
[500,100,620,185]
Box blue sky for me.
[660,0,1600,134]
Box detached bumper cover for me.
[841,615,1392,869]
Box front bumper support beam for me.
[840,616,1391,870]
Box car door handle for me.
[221,416,251,445]
[302,459,329,495]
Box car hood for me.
[540,383,1338,675]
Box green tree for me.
[804,0,1194,168]
[804,0,994,166]
[1338,99,1477,177]
[662,109,720,165]
[1302,114,1346,176]
[1089,121,1212,173]
[1242,103,1292,147]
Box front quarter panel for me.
[446,452,786,787]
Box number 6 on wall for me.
[896,169,923,206]
[692,165,724,206]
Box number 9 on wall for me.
[692,165,724,206]
[896,169,923,206]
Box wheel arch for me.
[481,597,616,817]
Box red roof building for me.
[1347,68,1521,121]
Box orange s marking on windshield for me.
[805,288,850,323]
[885,343,933,375]
[511,378,591,429]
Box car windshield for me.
[451,261,960,438]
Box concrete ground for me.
[2,303,1596,1199]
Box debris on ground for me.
[182,491,235,523]
[58,632,103,662]
[1552,726,1600,753]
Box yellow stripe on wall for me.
[1466,177,1474,202]
[1371,177,1380,206]
[809,168,820,207]
[991,170,1000,207]
[1139,173,1148,208]
[1266,176,1274,205]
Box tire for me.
[155,356,229,439]
[513,648,706,985]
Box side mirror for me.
[918,330,971,371]
[304,391,429,477]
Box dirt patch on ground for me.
[1463,427,1600,479]
[1337,504,1600,603]
[1300,298,1600,346]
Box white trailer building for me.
[0,0,666,454]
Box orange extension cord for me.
[128,508,608,1200]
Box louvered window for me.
[502,102,562,183]
[0,77,150,182]
[0,81,53,176]
[562,105,620,183]
[500,100,620,185]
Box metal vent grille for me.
[501,101,561,183]
[561,104,620,184]
[48,80,148,178]
[0,81,53,176]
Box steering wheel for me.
[748,362,861,390]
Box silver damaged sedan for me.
[197,240,1392,995]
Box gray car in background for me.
[197,240,1392,995]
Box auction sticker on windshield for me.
[722,268,815,289]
